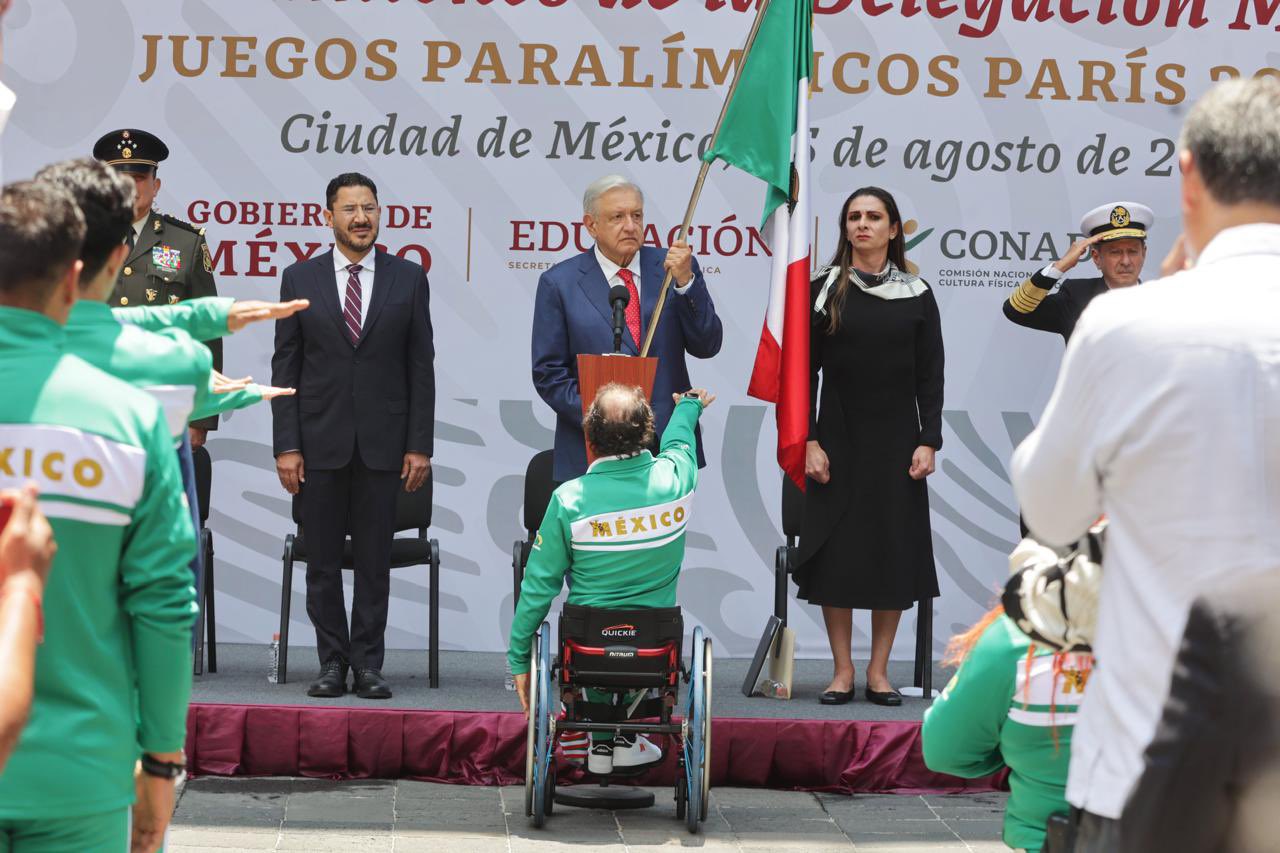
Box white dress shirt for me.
[0,81,14,183]
[1011,223,1280,819]
[593,246,692,298]
[334,248,375,329]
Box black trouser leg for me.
[302,463,354,667]
[348,451,400,671]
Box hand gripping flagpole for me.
[638,0,775,358]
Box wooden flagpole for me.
[638,0,775,358]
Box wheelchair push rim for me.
[683,625,707,834]
[530,621,556,828]
[523,630,539,818]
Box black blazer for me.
[1002,271,1108,344]
[1121,571,1280,853]
[271,249,435,470]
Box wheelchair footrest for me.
[555,785,655,810]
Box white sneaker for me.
[612,733,662,768]
[587,741,614,774]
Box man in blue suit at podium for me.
[532,175,723,482]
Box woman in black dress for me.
[797,187,944,706]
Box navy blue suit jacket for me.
[532,246,722,481]
[271,249,435,471]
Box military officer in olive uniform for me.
[93,128,222,451]
[1003,202,1154,344]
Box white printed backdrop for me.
[5,0,1278,659]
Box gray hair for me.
[1180,77,1280,208]
[583,175,644,216]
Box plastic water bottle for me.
[504,658,516,692]
[267,633,280,684]
[758,678,790,699]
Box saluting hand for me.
[664,239,694,286]
[210,370,253,394]
[1053,233,1106,275]
[226,298,310,333]
[1160,234,1193,277]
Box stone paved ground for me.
[169,777,1011,852]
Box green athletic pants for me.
[0,808,130,853]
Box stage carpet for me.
[186,645,1004,795]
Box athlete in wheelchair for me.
[509,383,714,832]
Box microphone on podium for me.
[609,284,630,354]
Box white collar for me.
[586,450,645,473]
[1196,223,1280,268]
[594,245,642,284]
[334,248,374,274]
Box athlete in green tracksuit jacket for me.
[0,305,197,844]
[922,614,1093,853]
[67,299,264,442]
[508,394,705,676]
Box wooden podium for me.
[577,353,659,466]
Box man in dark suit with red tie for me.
[271,172,435,700]
[532,174,722,482]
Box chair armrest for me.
[284,532,295,560]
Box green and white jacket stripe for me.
[0,306,197,820]
[508,397,704,675]
[922,616,1091,853]
[68,300,261,443]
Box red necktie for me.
[343,263,363,345]
[617,268,641,348]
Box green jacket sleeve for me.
[658,397,703,490]
[508,493,571,675]
[921,620,1015,779]
[113,296,233,343]
[121,406,199,753]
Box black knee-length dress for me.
[795,266,944,611]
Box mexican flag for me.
[702,0,813,491]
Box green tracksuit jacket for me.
[0,306,197,819]
[922,616,1093,852]
[508,397,703,675]
[67,300,262,441]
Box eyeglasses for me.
[337,205,379,217]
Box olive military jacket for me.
[110,210,221,429]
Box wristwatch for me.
[140,752,187,780]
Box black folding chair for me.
[771,475,935,698]
[512,450,556,605]
[192,444,216,675]
[278,472,440,687]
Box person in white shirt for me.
[1010,76,1280,852]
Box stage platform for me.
[186,645,1002,795]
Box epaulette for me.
[159,212,206,239]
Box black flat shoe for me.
[354,668,393,700]
[864,687,903,707]
[819,688,855,705]
[307,658,348,698]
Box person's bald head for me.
[583,383,654,458]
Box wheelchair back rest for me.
[559,603,683,689]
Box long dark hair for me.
[823,186,908,334]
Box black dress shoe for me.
[864,687,903,706]
[354,668,393,699]
[307,658,348,698]
[819,688,855,705]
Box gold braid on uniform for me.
[1008,278,1049,314]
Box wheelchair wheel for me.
[700,634,713,821]
[683,626,707,834]
[531,621,556,828]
